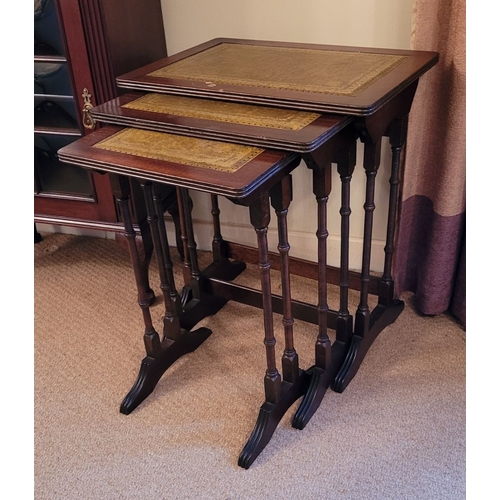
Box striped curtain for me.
[394,0,466,325]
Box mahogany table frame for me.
[59,125,326,468]
[59,39,439,468]
[90,79,431,422]
[111,40,438,404]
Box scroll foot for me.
[292,341,349,429]
[332,300,404,392]
[120,326,212,414]
[238,371,309,469]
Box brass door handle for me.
[82,87,96,130]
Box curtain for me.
[394,0,466,325]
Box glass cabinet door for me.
[34,0,95,200]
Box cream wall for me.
[159,0,414,271]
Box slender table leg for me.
[211,194,225,264]
[292,138,357,427]
[378,116,408,307]
[143,181,183,337]
[333,135,403,392]
[356,140,380,337]
[152,184,183,318]
[175,187,193,306]
[118,178,213,415]
[177,188,228,331]
[325,141,358,392]
[335,146,356,344]
[115,222,156,307]
[292,163,335,429]
[238,188,308,469]
[165,194,185,260]
[333,140,380,391]
[180,187,203,299]
[111,175,162,358]
[271,175,300,384]
[202,195,247,281]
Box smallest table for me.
[59,124,307,468]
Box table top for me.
[57,125,300,203]
[116,38,439,116]
[90,92,353,153]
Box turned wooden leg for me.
[292,132,359,426]
[175,188,228,330]
[335,144,356,344]
[314,167,332,370]
[253,192,281,405]
[110,174,163,361]
[179,188,202,297]
[115,226,155,307]
[176,187,192,297]
[152,184,183,318]
[332,140,380,392]
[202,195,247,281]
[142,180,183,340]
[328,139,358,391]
[333,137,404,392]
[379,116,408,306]
[112,175,213,415]
[165,194,185,260]
[355,139,381,338]
[238,189,308,469]
[292,162,334,429]
[270,175,299,384]
[211,194,225,264]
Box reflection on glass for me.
[34,0,65,56]
[35,135,93,197]
[34,62,78,127]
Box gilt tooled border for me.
[123,93,320,131]
[148,44,407,97]
[93,128,264,173]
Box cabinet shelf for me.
[34,101,80,135]
[34,126,81,136]
[34,54,67,64]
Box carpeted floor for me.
[34,232,465,500]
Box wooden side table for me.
[112,37,439,410]
[58,39,439,468]
[58,125,312,467]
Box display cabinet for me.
[34,0,175,238]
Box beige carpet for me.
[34,232,465,500]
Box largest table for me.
[62,38,439,468]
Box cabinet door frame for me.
[35,0,119,225]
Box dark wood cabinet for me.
[34,0,170,232]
